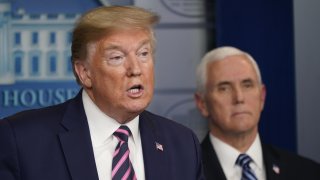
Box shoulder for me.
[1,90,84,126]
[263,144,320,178]
[140,110,200,149]
[0,98,72,129]
[263,144,319,165]
[141,110,196,137]
[201,134,216,159]
[201,133,211,149]
[140,111,204,179]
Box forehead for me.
[86,29,152,58]
[102,29,151,45]
[207,55,258,83]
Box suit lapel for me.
[58,92,99,180]
[139,111,169,180]
[262,144,282,180]
[201,134,227,180]
[202,134,284,180]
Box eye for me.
[107,55,124,65]
[110,56,122,61]
[217,85,231,93]
[137,48,150,62]
[242,81,254,89]
[140,51,149,57]
[105,51,125,66]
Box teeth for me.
[129,88,140,93]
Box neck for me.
[211,127,258,153]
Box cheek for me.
[149,74,155,85]
[250,93,264,107]
[144,65,155,82]
[93,71,121,94]
[205,97,221,114]
[209,98,231,120]
[246,97,264,119]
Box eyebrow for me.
[216,81,231,87]
[102,39,151,52]
[242,78,255,84]
[216,78,255,86]
[137,39,151,49]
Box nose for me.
[126,54,142,77]
[233,86,244,104]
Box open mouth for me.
[127,84,144,94]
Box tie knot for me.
[236,154,253,168]
[113,125,131,143]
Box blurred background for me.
[0,0,319,163]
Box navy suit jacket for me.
[0,91,204,180]
[201,134,320,180]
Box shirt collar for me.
[210,133,264,176]
[210,133,240,178]
[82,90,140,147]
[246,134,264,171]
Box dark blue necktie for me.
[236,154,258,180]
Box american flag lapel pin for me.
[155,142,163,152]
[272,164,280,174]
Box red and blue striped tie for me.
[112,125,136,180]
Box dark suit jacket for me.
[201,134,320,180]
[0,91,204,180]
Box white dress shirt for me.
[210,133,266,180]
[82,91,145,180]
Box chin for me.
[127,102,149,113]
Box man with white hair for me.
[194,46,320,180]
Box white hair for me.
[196,46,262,93]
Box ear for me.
[260,84,267,110]
[194,92,209,117]
[74,60,92,88]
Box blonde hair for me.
[71,6,159,83]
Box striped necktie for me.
[236,154,258,180]
[112,125,136,180]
